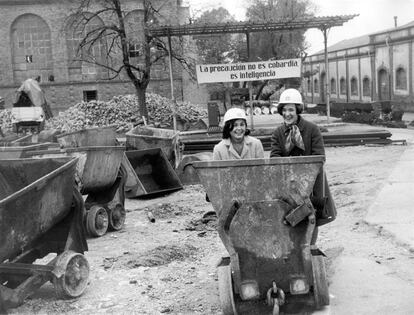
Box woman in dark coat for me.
[270,88,336,243]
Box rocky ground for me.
[8,127,412,315]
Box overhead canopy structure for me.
[149,15,358,37]
[149,15,358,128]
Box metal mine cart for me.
[0,157,89,311]
[193,156,330,315]
[27,146,127,238]
[56,125,118,148]
[0,143,53,159]
[126,125,181,168]
[123,148,183,198]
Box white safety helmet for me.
[223,107,247,124]
[277,88,304,115]
[278,88,303,105]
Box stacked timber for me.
[180,129,395,154]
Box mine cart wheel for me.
[311,254,330,309]
[86,205,109,237]
[217,261,238,315]
[107,202,126,231]
[53,250,90,299]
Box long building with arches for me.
[0,0,196,113]
[303,19,414,112]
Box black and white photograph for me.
[1,0,414,314]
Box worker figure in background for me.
[213,107,264,160]
[270,88,336,243]
[14,76,53,119]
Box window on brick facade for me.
[363,77,371,96]
[340,77,346,95]
[350,77,358,96]
[10,14,53,83]
[129,43,140,58]
[396,67,407,90]
[65,14,107,79]
[83,90,97,102]
[314,78,319,93]
[330,78,336,94]
[307,79,311,92]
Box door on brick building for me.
[378,69,390,101]
[320,72,326,103]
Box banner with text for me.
[196,58,301,84]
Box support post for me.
[246,31,254,130]
[167,34,177,132]
[323,28,330,123]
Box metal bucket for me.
[0,157,77,262]
[125,126,181,168]
[175,152,213,185]
[27,146,125,194]
[0,143,54,159]
[193,156,324,216]
[124,148,183,197]
[56,125,118,148]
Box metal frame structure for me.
[149,15,358,128]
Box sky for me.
[186,0,414,54]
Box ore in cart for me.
[27,146,127,238]
[0,157,89,311]
[193,156,330,314]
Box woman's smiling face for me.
[229,119,246,143]
[282,104,298,125]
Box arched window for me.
[330,78,336,94]
[10,14,53,83]
[350,76,358,96]
[362,77,371,97]
[307,79,311,93]
[314,78,319,93]
[340,77,346,95]
[396,67,407,90]
[65,13,108,80]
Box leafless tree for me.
[67,0,195,119]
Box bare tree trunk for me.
[136,86,148,120]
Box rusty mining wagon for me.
[193,156,330,314]
[27,146,126,238]
[0,157,89,311]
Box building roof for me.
[313,19,414,55]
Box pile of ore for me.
[42,93,207,133]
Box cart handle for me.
[223,200,241,234]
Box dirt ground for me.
[8,127,414,315]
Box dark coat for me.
[269,116,335,227]
[270,116,325,157]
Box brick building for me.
[0,0,205,114]
[303,20,414,112]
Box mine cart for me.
[27,146,127,238]
[126,126,181,168]
[123,148,183,198]
[0,157,89,311]
[56,125,118,148]
[193,156,330,314]
[0,143,53,159]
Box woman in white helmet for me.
[270,88,336,242]
[213,107,264,160]
[270,88,324,157]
